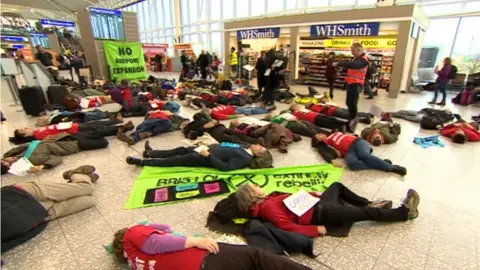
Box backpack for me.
[449,65,458,80]
[366,63,377,79]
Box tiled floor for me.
[1,74,479,270]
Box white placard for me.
[243,65,254,71]
[369,104,383,118]
[283,190,320,217]
[264,69,271,76]
[279,113,295,120]
[273,60,284,67]
[56,122,73,130]
[8,157,33,176]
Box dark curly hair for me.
[112,228,128,264]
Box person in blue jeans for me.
[311,132,407,176]
[116,111,176,145]
[429,57,452,106]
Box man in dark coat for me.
[198,50,210,79]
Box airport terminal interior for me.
[1,0,480,269]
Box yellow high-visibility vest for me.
[229,52,238,65]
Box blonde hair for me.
[234,184,265,214]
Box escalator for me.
[58,35,84,54]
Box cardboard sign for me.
[369,104,383,118]
[283,190,320,217]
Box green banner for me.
[103,41,148,81]
[124,164,343,209]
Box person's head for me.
[14,128,36,138]
[249,145,273,169]
[315,133,327,141]
[231,47,236,53]
[112,228,128,264]
[288,104,300,112]
[328,51,335,59]
[36,45,45,53]
[234,183,266,214]
[260,51,266,58]
[444,57,452,66]
[305,103,314,109]
[229,119,241,128]
[350,43,364,57]
[368,130,384,146]
[1,157,19,175]
[201,50,205,54]
[120,79,130,88]
[452,130,466,144]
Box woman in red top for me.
[112,222,310,270]
[119,79,133,109]
[312,132,407,176]
[234,182,420,238]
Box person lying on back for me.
[440,121,480,143]
[208,105,275,121]
[288,104,347,132]
[360,121,401,146]
[305,101,372,124]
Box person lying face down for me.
[111,222,311,270]
[263,111,329,138]
[440,121,480,143]
[126,140,273,171]
[360,121,401,146]
[304,102,372,124]
[229,119,301,153]
[232,182,420,238]
[1,165,98,252]
[288,104,347,132]
[311,132,407,175]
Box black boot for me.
[391,165,407,176]
[384,159,392,164]
[126,156,143,166]
[143,140,153,158]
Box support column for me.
[406,27,425,85]
[173,0,182,40]
[388,20,414,98]
[289,26,299,84]
[224,32,231,77]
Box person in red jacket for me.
[111,222,310,270]
[305,102,372,124]
[289,104,347,132]
[440,121,480,143]
[119,79,133,109]
[208,105,274,120]
[234,182,420,238]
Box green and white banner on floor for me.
[124,164,343,210]
[103,41,148,81]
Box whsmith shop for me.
[223,4,429,98]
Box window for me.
[356,0,377,6]
[421,3,463,17]
[199,0,207,21]
[267,0,284,13]
[164,0,173,27]
[210,0,222,20]
[236,0,250,18]
[307,0,328,8]
[451,16,480,73]
[210,32,223,58]
[330,0,355,8]
[251,0,266,16]
[155,0,165,27]
[420,18,459,67]
[181,0,190,24]
[286,0,305,11]
[189,0,198,23]
[223,0,234,20]
[464,1,480,13]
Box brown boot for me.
[115,112,123,124]
[119,121,134,133]
[138,132,153,141]
[88,173,99,183]
[63,165,96,180]
[116,131,136,145]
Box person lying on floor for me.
[440,121,480,143]
[183,95,218,109]
[312,132,407,175]
[185,113,263,146]
[294,86,331,104]
[229,120,301,153]
[360,121,401,146]
[122,99,180,117]
[389,108,457,125]
[111,222,310,270]
[11,120,134,144]
[288,104,347,132]
[117,111,189,145]
[1,165,99,252]
[35,110,122,126]
[305,102,372,124]
[1,134,109,175]
[126,140,273,171]
[231,182,419,238]
[263,111,330,137]
[207,104,276,121]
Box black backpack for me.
[449,65,458,80]
[366,63,377,79]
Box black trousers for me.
[77,120,119,138]
[311,183,409,227]
[346,83,362,120]
[76,137,109,151]
[202,244,310,270]
[331,109,370,121]
[142,147,210,167]
[207,128,259,146]
[257,77,266,96]
[327,76,335,98]
[122,104,149,117]
[287,120,329,138]
[201,66,208,79]
[314,115,347,131]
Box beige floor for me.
[1,76,479,270]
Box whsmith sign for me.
[237,27,280,40]
[310,22,380,37]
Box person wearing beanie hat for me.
[126,141,273,171]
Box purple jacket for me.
[436,65,451,83]
[109,87,122,104]
[141,223,187,255]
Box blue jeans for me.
[433,81,448,102]
[345,139,393,172]
[83,109,106,122]
[234,107,269,115]
[132,119,172,142]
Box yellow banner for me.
[324,38,397,49]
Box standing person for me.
[263,49,280,107]
[206,50,213,65]
[229,47,238,78]
[334,43,369,133]
[198,50,209,79]
[71,51,86,83]
[34,45,53,67]
[325,52,337,99]
[154,53,163,72]
[428,57,452,106]
[180,50,189,78]
[255,51,267,100]
[363,62,376,100]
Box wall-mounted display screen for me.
[89,7,125,40]
[30,33,50,48]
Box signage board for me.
[1,36,26,42]
[310,22,380,37]
[299,40,325,48]
[39,19,75,28]
[88,7,122,16]
[237,27,280,40]
[323,38,397,49]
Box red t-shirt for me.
[149,99,165,110]
[123,225,206,270]
[310,104,337,116]
[211,105,237,120]
[293,110,318,124]
[325,132,358,156]
[121,89,133,107]
[440,124,480,142]
[148,111,170,120]
[250,193,319,238]
[34,123,79,140]
[200,93,218,103]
